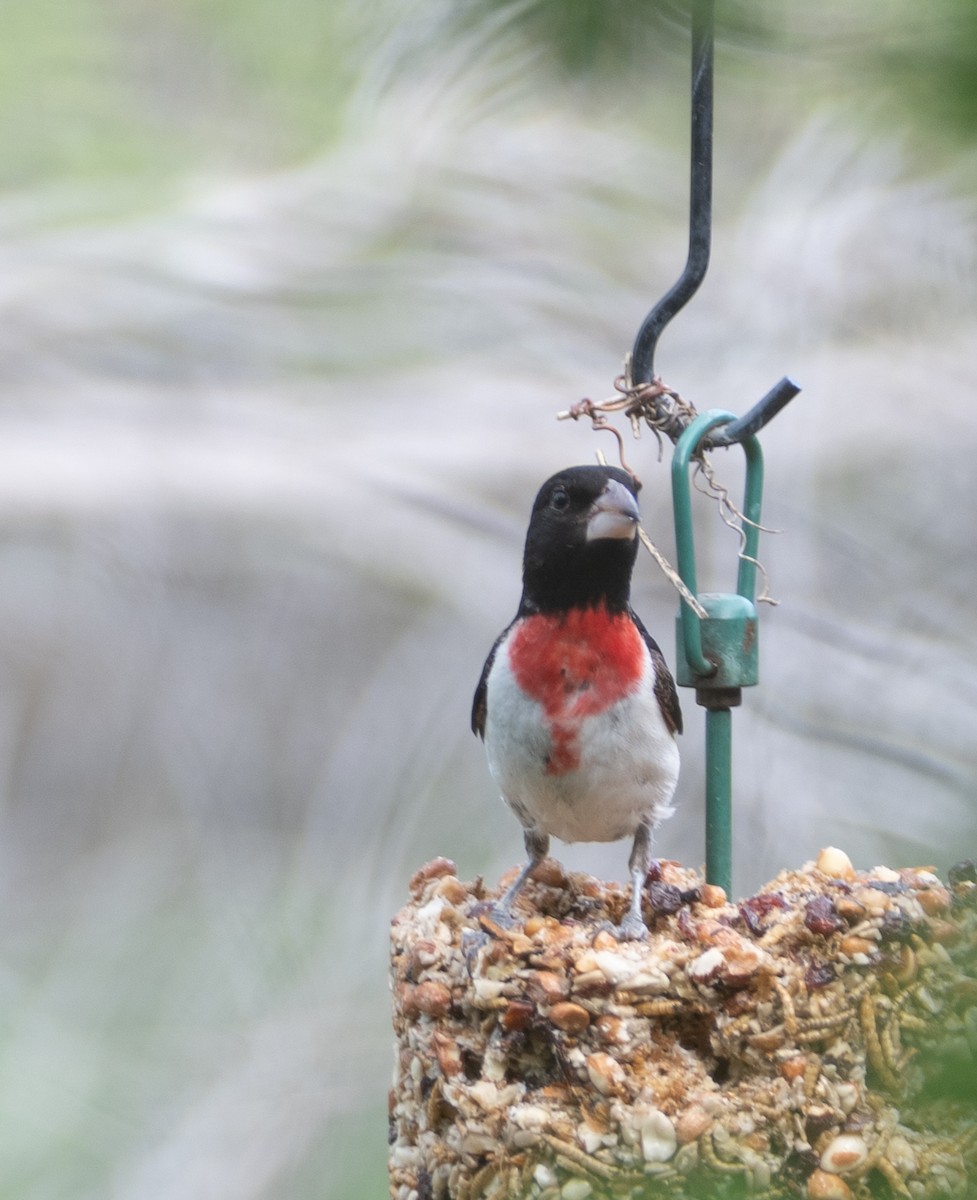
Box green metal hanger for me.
[630,0,799,896]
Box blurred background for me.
[0,0,975,1196]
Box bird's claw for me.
[462,902,521,974]
[604,912,650,942]
[461,927,489,972]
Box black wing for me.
[629,608,683,736]
[471,621,514,739]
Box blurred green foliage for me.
[448,0,690,77]
[442,0,977,150]
[2,0,975,205]
[0,0,357,193]
[869,0,977,146]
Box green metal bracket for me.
[625,0,798,895]
[672,410,765,897]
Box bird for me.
[472,464,682,940]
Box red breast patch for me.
[507,607,644,775]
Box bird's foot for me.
[477,902,519,934]
[462,901,521,972]
[606,911,649,942]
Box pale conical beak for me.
[586,478,639,541]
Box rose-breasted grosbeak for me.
[472,465,682,940]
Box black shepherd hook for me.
[629,0,799,448]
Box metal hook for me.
[706,377,801,448]
[629,0,800,448]
[630,0,714,389]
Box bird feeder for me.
[390,7,977,1200]
[627,0,797,897]
[671,411,764,895]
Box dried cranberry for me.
[647,882,684,914]
[739,892,787,935]
[804,960,837,990]
[879,907,913,943]
[804,895,844,937]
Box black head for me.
[519,465,641,615]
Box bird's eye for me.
[551,488,570,510]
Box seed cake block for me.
[390,850,977,1199]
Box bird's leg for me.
[616,820,652,941]
[464,829,550,970]
[490,827,549,929]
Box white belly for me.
[484,654,680,845]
